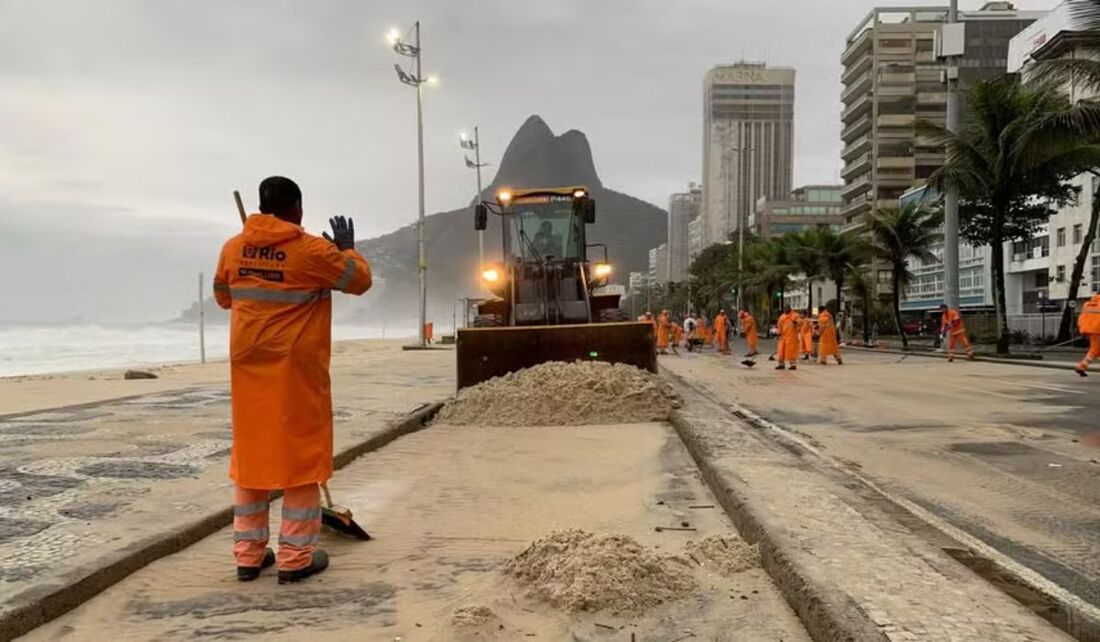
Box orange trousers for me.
[234,484,321,571]
[1080,334,1100,371]
[947,332,974,359]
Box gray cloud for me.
[0,0,1059,322]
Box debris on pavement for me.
[435,361,680,427]
[684,535,760,575]
[502,529,696,614]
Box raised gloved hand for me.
[323,215,356,251]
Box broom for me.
[232,189,371,541]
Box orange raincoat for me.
[800,316,814,356]
[818,310,840,361]
[656,312,670,350]
[739,311,757,353]
[215,214,372,489]
[777,311,801,362]
[714,312,730,354]
[1078,294,1100,372]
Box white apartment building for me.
[667,184,702,283]
[1006,3,1100,323]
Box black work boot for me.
[237,548,275,582]
[278,549,329,584]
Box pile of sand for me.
[451,604,501,627]
[435,361,679,427]
[685,535,760,576]
[502,529,696,614]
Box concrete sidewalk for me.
[0,341,453,640]
[665,372,1073,642]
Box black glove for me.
[323,215,355,251]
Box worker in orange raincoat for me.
[1076,293,1100,377]
[739,309,758,357]
[656,310,671,353]
[671,320,684,354]
[818,308,843,365]
[714,309,730,354]
[214,176,372,584]
[939,304,975,362]
[799,313,815,361]
[776,306,801,370]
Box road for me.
[661,342,1100,615]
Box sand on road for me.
[23,422,808,642]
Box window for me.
[1074,224,1084,245]
[1057,227,1067,247]
[1035,271,1049,288]
[1056,265,1066,282]
[1040,236,1050,257]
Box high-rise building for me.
[648,244,668,288]
[840,4,1039,230]
[702,63,795,247]
[667,184,702,283]
[688,216,705,264]
[752,185,844,238]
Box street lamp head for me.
[459,131,468,142]
[386,28,401,46]
[425,75,439,86]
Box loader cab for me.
[499,188,591,264]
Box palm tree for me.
[816,228,870,313]
[847,264,875,346]
[869,203,943,350]
[784,229,826,313]
[743,238,793,323]
[924,77,1100,352]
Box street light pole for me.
[460,127,489,271]
[730,145,754,312]
[390,22,435,347]
[943,0,961,311]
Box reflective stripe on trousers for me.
[233,483,321,571]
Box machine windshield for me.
[510,196,582,261]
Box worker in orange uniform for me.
[656,309,671,354]
[799,313,815,361]
[776,306,801,370]
[670,320,684,354]
[817,307,843,365]
[740,309,758,357]
[1076,293,1100,376]
[939,304,975,362]
[214,176,372,584]
[714,309,730,354]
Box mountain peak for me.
[489,115,602,192]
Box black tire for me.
[472,313,504,328]
[597,308,629,323]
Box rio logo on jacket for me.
[242,245,287,262]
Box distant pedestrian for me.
[1075,293,1100,377]
[776,306,801,370]
[739,309,758,357]
[799,313,815,361]
[656,310,671,354]
[939,304,975,362]
[818,308,843,365]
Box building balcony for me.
[915,50,936,63]
[842,30,873,66]
[842,93,873,124]
[880,72,916,85]
[878,45,915,58]
[917,91,947,105]
[841,135,872,161]
[841,177,872,201]
[842,114,873,142]
[842,72,873,104]
[878,85,913,100]
[877,113,916,128]
[842,153,872,181]
[877,156,915,170]
[842,54,874,85]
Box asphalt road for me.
[662,342,1100,614]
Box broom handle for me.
[321,482,334,508]
[233,190,247,225]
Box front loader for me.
[455,186,656,389]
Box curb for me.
[0,401,443,642]
[845,344,1081,372]
[667,404,886,642]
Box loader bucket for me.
[455,321,657,389]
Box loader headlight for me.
[496,189,512,206]
[482,268,500,283]
[592,262,612,279]
[573,188,587,199]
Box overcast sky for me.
[0,0,1060,323]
